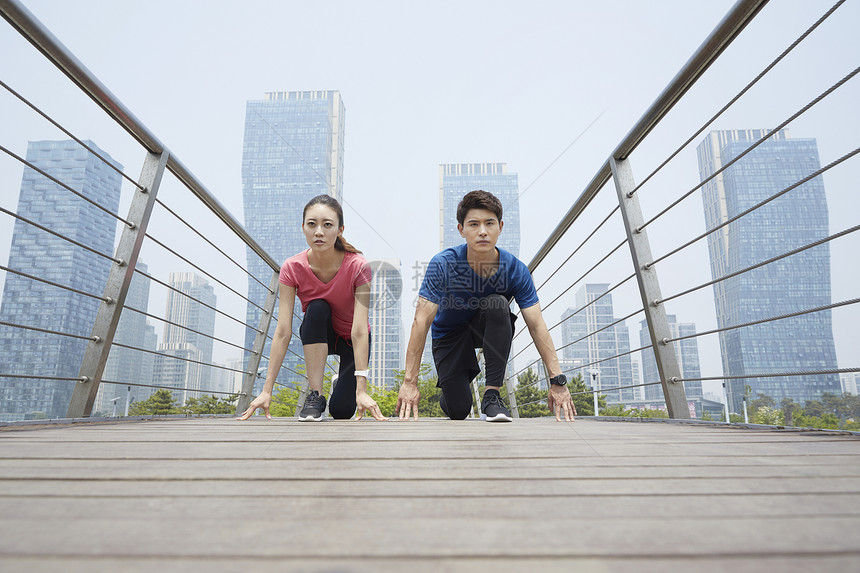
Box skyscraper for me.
[0,140,122,421]
[697,129,839,411]
[155,272,216,405]
[367,259,404,391]
[439,163,520,257]
[638,315,703,402]
[560,284,635,404]
[241,91,345,393]
[94,261,155,415]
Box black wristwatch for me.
[549,374,567,386]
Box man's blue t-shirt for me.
[418,244,540,339]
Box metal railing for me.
[2,0,857,426]
[0,0,307,420]
[503,0,859,423]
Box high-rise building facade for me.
[155,272,216,405]
[638,315,703,402]
[94,261,155,415]
[696,129,839,411]
[241,91,345,394]
[367,259,404,391]
[0,140,122,421]
[560,284,635,404]
[439,163,520,257]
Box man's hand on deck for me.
[548,385,576,422]
[396,383,421,421]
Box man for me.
[396,190,576,422]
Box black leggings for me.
[299,299,369,420]
[432,294,515,420]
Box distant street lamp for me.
[588,369,600,416]
[109,396,120,417]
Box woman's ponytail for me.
[335,235,362,254]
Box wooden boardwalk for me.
[1,416,859,572]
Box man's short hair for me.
[456,190,503,225]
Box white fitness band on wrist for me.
[354,369,369,378]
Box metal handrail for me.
[0,0,279,272]
[525,0,768,274]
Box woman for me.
[237,195,387,422]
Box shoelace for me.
[305,391,324,409]
[483,393,507,410]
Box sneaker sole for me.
[483,412,513,422]
[297,414,324,422]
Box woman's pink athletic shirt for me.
[279,250,372,338]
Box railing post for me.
[610,157,690,419]
[236,270,280,415]
[67,151,169,418]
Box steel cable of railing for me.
[543,274,636,336]
[98,379,243,397]
[657,224,860,307]
[0,144,134,228]
[0,319,95,344]
[664,297,860,345]
[153,197,272,293]
[626,0,846,199]
[1,374,81,383]
[510,206,622,342]
[508,306,646,383]
[1,206,123,264]
[122,305,253,355]
[508,239,630,359]
[511,272,636,349]
[0,264,109,303]
[676,367,859,384]
[134,268,262,334]
[533,206,621,295]
[637,64,860,233]
[516,341,655,393]
[515,381,666,410]
[542,239,629,315]
[646,146,860,269]
[0,78,144,191]
[110,341,248,375]
[143,232,266,313]
[259,353,311,382]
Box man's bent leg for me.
[476,294,514,389]
[439,375,474,420]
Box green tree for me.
[569,373,604,416]
[128,389,179,415]
[514,369,550,418]
[369,386,399,417]
[182,394,238,415]
[752,405,784,425]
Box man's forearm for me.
[403,320,429,385]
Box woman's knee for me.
[328,402,355,420]
[304,299,331,319]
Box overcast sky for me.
[2,0,858,398]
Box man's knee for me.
[481,294,508,312]
[447,402,471,420]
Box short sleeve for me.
[417,254,446,305]
[511,259,539,309]
[279,259,297,287]
[353,257,372,288]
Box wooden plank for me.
[0,417,858,571]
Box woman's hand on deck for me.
[355,391,388,421]
[236,392,272,421]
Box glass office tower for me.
[560,284,636,404]
[638,315,703,402]
[696,129,839,412]
[367,259,404,391]
[0,140,122,420]
[241,91,345,393]
[438,163,520,257]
